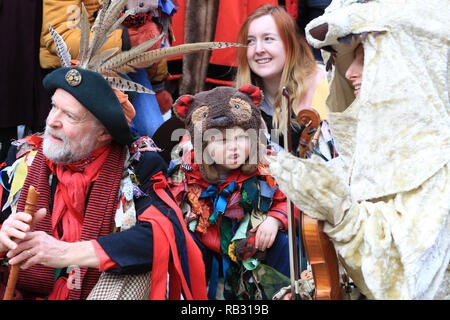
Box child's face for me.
[206,126,250,174]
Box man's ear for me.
[97,127,113,143]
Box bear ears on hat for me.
[172,85,263,121]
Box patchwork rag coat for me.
[169,147,293,299]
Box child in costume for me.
[168,85,298,299]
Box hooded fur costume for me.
[267,0,450,299]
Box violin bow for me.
[281,87,301,300]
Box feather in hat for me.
[48,0,245,95]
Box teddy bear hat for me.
[173,85,264,183]
[43,0,243,145]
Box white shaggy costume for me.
[267,0,449,299]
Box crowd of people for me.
[0,0,448,300]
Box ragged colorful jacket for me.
[169,149,293,262]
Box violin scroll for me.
[297,107,320,158]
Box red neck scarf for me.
[46,145,111,242]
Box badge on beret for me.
[65,69,82,86]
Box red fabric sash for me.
[47,145,110,243]
[138,171,207,300]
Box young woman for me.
[345,43,364,97]
[235,4,336,159]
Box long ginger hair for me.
[235,4,316,133]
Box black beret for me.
[43,67,139,146]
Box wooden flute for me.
[3,185,40,300]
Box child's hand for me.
[250,216,283,251]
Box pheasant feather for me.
[98,42,245,74]
[77,3,90,65]
[90,0,128,56]
[88,47,119,70]
[107,8,136,37]
[92,0,111,32]
[85,0,128,67]
[105,77,155,94]
[127,42,244,70]
[49,25,72,67]
[94,34,163,73]
[49,1,246,97]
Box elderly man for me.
[0,67,206,300]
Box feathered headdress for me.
[44,0,244,146]
[48,0,243,95]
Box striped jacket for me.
[2,142,206,299]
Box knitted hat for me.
[173,85,264,183]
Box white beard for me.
[42,126,98,165]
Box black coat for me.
[0,0,48,129]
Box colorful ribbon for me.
[199,181,237,224]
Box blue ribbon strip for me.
[207,255,219,299]
[199,181,237,224]
[0,168,10,192]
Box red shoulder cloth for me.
[138,171,207,300]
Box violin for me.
[296,107,342,300]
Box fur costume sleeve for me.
[269,151,450,299]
